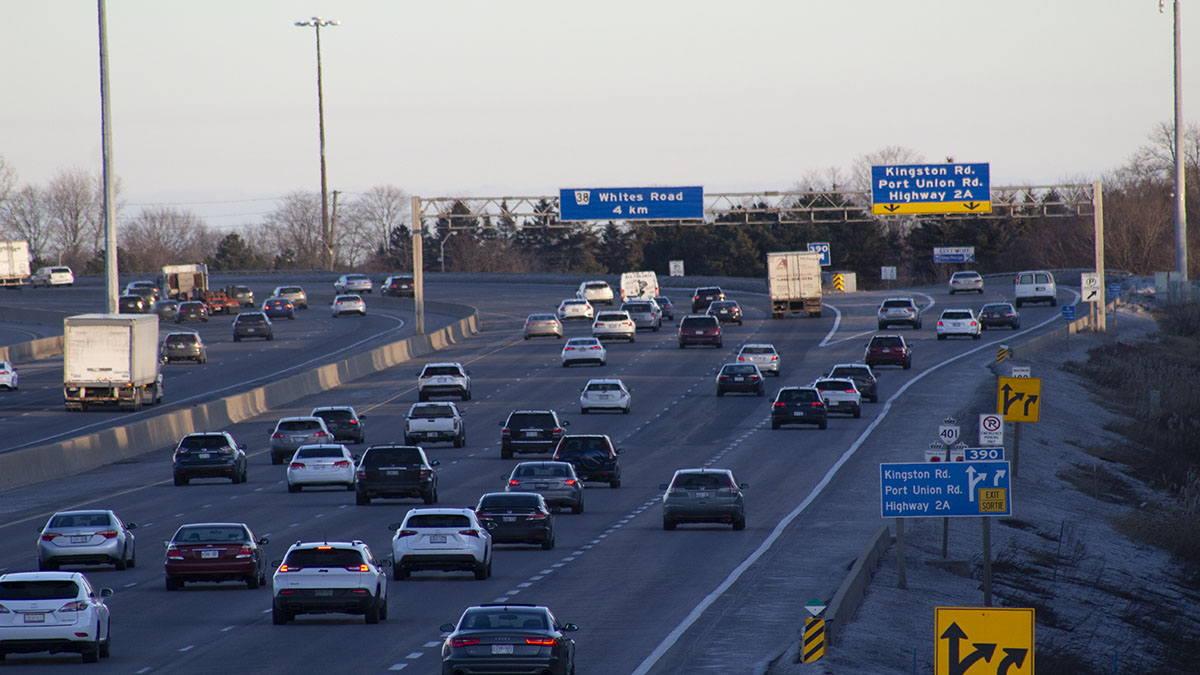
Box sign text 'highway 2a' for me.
[996,377,1041,423]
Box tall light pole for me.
[294,16,338,271]
[1173,0,1188,280]
[97,0,119,312]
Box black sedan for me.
[715,363,764,396]
[175,301,209,323]
[979,302,1021,329]
[706,300,744,325]
[475,492,555,550]
[262,297,296,320]
[770,387,828,430]
[440,604,577,675]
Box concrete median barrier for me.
[0,303,478,492]
[0,335,63,363]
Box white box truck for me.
[767,251,823,318]
[619,271,660,302]
[63,314,163,411]
[0,240,31,288]
[160,263,209,300]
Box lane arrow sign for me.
[996,647,1028,674]
[965,202,980,210]
[940,622,997,675]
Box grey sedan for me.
[505,461,584,514]
[523,313,563,340]
[38,510,137,570]
[661,468,747,530]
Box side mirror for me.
[378,559,392,568]
[100,588,114,598]
[439,623,456,633]
[125,523,138,530]
[162,541,171,549]
[740,482,749,488]
[615,448,625,455]
[561,420,570,427]
[270,559,282,567]
[358,415,366,420]
[561,623,579,632]
[258,537,270,545]
[430,459,441,467]
[387,523,402,532]
[352,454,360,461]
[239,444,247,451]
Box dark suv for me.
[500,410,569,459]
[678,315,722,348]
[475,492,555,550]
[770,387,827,429]
[354,445,439,505]
[383,274,415,297]
[692,286,725,312]
[551,434,623,488]
[827,363,878,402]
[232,312,273,341]
[706,300,743,325]
[311,406,366,444]
[173,432,248,485]
[864,334,912,370]
[161,332,207,364]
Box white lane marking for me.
[631,308,1068,675]
[505,590,520,596]
[817,301,845,346]
[539,569,553,575]
[518,582,532,588]
[261,609,272,614]
[136,668,152,674]
[179,645,194,652]
[422,641,441,648]
[124,582,137,588]
[530,575,545,581]
[492,597,509,602]
[389,664,408,671]
[405,652,423,659]
[221,625,236,632]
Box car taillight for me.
[773,402,786,408]
[552,428,563,434]
[749,375,760,380]
[272,432,284,439]
[315,431,330,439]
[970,321,977,326]
[509,479,521,486]
[99,530,118,539]
[844,389,855,393]
[563,479,576,486]
[166,545,184,560]
[526,637,556,646]
[290,462,306,469]
[348,420,358,425]
[41,533,59,542]
[333,460,351,468]
[719,375,730,380]
[419,469,432,479]
[590,345,601,350]
[624,321,633,327]
[525,322,532,326]
[527,512,548,521]
[813,401,825,407]
[58,601,89,612]
[459,529,480,538]
[450,637,479,647]
[738,356,745,361]
[356,469,366,480]
[771,355,778,361]
[564,346,575,350]
[395,530,417,538]
[937,321,944,326]
[236,545,253,559]
[501,427,510,436]
[346,564,369,572]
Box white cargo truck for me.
[63,314,163,411]
[619,271,660,302]
[0,240,31,288]
[767,251,823,318]
[160,263,209,300]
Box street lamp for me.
[294,16,339,271]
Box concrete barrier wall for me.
[0,335,64,364]
[0,304,478,492]
[823,524,892,646]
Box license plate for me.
[430,535,447,544]
[292,436,307,442]
[71,535,89,544]
[734,376,744,382]
[315,589,333,597]
[694,330,704,335]
[492,644,514,655]
[695,491,710,498]
[524,431,539,438]
[23,613,45,624]
[503,516,516,522]
[437,377,450,384]
[198,453,211,459]
[201,550,220,559]
[535,483,549,490]
[385,470,399,477]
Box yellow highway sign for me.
[872,201,993,215]
[996,377,1041,423]
[936,607,1034,674]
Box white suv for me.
[0,571,113,662]
[736,343,780,376]
[576,280,614,306]
[417,362,471,401]
[877,297,922,330]
[271,540,389,625]
[1013,270,1057,307]
[592,311,636,342]
[389,508,493,581]
[936,308,982,340]
[31,266,74,287]
[812,378,862,418]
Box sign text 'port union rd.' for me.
[880,461,1012,518]
[559,186,704,222]
[871,163,992,215]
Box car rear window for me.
[870,337,903,348]
[515,464,570,478]
[49,513,112,528]
[681,317,717,329]
[1017,273,1034,284]
[280,287,302,294]
[294,447,344,459]
[237,314,267,324]
[423,366,463,377]
[406,514,471,529]
[508,413,555,428]
[830,367,870,379]
[315,410,354,422]
[778,389,819,403]
[167,334,198,344]
[698,287,721,295]
[279,420,323,432]
[585,382,621,392]
[595,312,628,322]
[585,283,608,291]
[480,494,541,509]
[815,380,853,390]
[362,448,422,467]
[565,338,598,347]
[0,580,80,600]
[882,300,912,308]
[721,365,757,375]
[953,272,980,279]
[461,609,548,630]
[174,526,249,543]
[528,314,556,321]
[52,267,71,274]
[1035,273,1051,283]
[742,347,774,355]
[982,304,1009,312]
[564,299,586,305]
[556,437,611,455]
[623,303,652,312]
[943,311,973,319]
[410,404,453,418]
[284,548,363,568]
[179,435,232,450]
[674,473,729,489]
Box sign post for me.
[871,163,992,215]
[997,377,1041,478]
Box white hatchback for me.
[0,571,113,662]
[561,337,607,367]
[332,294,366,317]
[936,308,982,340]
[576,280,614,306]
[736,343,780,376]
[580,378,631,414]
[389,508,493,580]
[287,444,356,492]
[0,360,17,390]
[812,378,862,418]
[557,298,594,321]
[592,311,636,342]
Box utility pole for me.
[294,17,339,271]
[97,0,119,313]
[1172,0,1189,279]
[330,190,340,269]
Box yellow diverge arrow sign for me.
[996,377,1041,423]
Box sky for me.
[1,1,1192,231]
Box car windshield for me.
[585,382,621,392]
[174,526,249,543]
[423,366,463,377]
[721,365,757,375]
[49,513,111,528]
[480,495,541,509]
[284,548,363,568]
[179,435,231,450]
[943,311,973,319]
[778,389,819,403]
[347,275,369,282]
[674,473,729,489]
[295,447,345,459]
[564,300,586,306]
[406,514,471,529]
[410,404,453,418]
[741,347,774,355]
[362,448,422,467]
[509,413,555,428]
[515,464,570,478]
[982,304,1011,313]
[882,300,912,308]
[278,420,323,432]
[556,437,611,455]
[871,337,903,348]
[461,609,548,631]
[0,580,80,600]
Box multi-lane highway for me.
[0,278,1073,673]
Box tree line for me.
[2,124,1198,284]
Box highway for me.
[0,279,1071,673]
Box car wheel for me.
[403,435,413,445]
[756,388,764,397]
[915,321,922,329]
[501,447,513,459]
[463,391,471,401]
[423,490,435,505]
[99,631,111,658]
[610,478,621,489]
[572,502,583,515]
[173,475,188,486]
[937,334,946,340]
[288,483,300,493]
[379,595,388,620]
[870,394,879,403]
[272,605,290,625]
[733,517,746,531]
[271,454,282,466]
[878,322,886,330]
[346,481,355,491]
[853,406,862,419]
[541,537,555,550]
[628,335,636,343]
[563,362,570,368]
[524,335,529,340]
[267,334,274,341]
[356,491,370,505]
[981,324,988,331]
[717,389,724,397]
[393,566,409,581]
[716,341,723,348]
[663,517,676,531]
[819,420,828,430]
[234,336,241,342]
[231,469,242,484]
[679,343,685,349]
[581,408,589,415]
[246,573,259,590]
[771,420,780,429]
[622,406,630,414]
[453,434,464,448]
[1014,299,1022,308]
[365,601,381,624]
[165,577,181,591]
[418,392,428,402]
[127,548,136,568]
[1051,298,1057,306]
[973,333,981,340]
[82,633,100,663]
[474,560,489,580]
[1013,321,1020,329]
[903,359,912,370]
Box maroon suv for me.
[678,315,722,348]
[864,334,912,370]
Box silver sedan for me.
[523,313,563,340]
[506,461,584,514]
[332,294,366,317]
[38,510,137,570]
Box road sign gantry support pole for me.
[1093,182,1106,333]
[412,195,424,335]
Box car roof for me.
[778,386,819,392]
[294,443,350,451]
[508,409,556,415]
[50,509,114,516]
[403,507,475,517]
[0,571,87,583]
[480,491,544,500]
[164,331,200,337]
[513,461,573,467]
[182,431,231,438]
[830,362,871,369]
[423,362,463,368]
[940,308,974,314]
[288,540,366,551]
[174,522,250,529]
[277,416,324,423]
[881,297,915,303]
[312,406,355,413]
[870,333,906,339]
[673,467,732,476]
[739,343,775,349]
[584,378,624,385]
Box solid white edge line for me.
[817,301,843,347]
[630,305,1069,675]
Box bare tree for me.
[119,206,213,272]
[344,185,409,264]
[260,192,323,269]
[850,145,927,191]
[0,154,15,208]
[1,185,54,263]
[44,168,103,268]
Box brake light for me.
[166,545,184,560]
[99,530,118,539]
[591,345,602,350]
[278,563,299,572]
[501,427,510,436]
[333,460,351,468]
[970,321,977,326]
[565,346,575,351]
[749,375,760,380]
[509,479,521,486]
[236,544,253,559]
[395,530,418,537]
[450,637,479,647]
[525,322,532,326]
[348,420,358,425]
[813,401,825,407]
[419,469,432,479]
[563,479,576,486]
[526,637,556,646]
[552,428,563,435]
[290,462,306,469]
[527,512,548,521]
[459,530,480,538]
[58,601,89,612]
[738,356,745,361]
[41,533,59,542]
[844,389,855,393]
[346,564,369,572]
[771,355,778,361]
[272,432,284,439]
[314,431,330,439]
[317,545,332,550]
[356,469,366,480]
[937,321,944,326]
[773,402,786,408]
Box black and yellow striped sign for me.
[803,617,825,663]
[832,274,845,292]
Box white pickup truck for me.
[404,402,466,448]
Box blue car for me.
[262,297,296,320]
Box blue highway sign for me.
[1061,305,1076,321]
[559,186,703,222]
[871,163,991,215]
[1107,282,1122,298]
[880,461,1012,518]
[807,242,831,266]
[964,446,1005,461]
[933,246,975,263]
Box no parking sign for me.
[979,413,1004,445]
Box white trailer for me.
[160,263,209,300]
[0,241,31,288]
[767,251,823,318]
[619,271,660,302]
[63,314,163,411]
